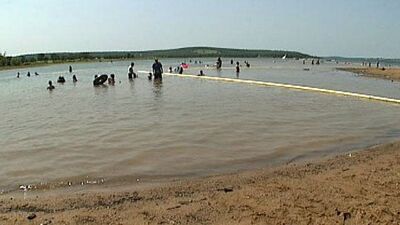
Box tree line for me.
[0,47,312,68]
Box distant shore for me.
[1,141,399,225]
[338,67,400,81]
[0,59,114,72]
[0,47,311,73]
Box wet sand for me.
[1,141,399,225]
[339,67,400,81]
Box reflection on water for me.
[93,84,109,95]
[0,58,399,192]
[152,79,163,99]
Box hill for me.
[0,47,312,68]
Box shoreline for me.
[0,59,120,72]
[1,141,399,224]
[338,67,400,81]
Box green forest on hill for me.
[0,47,312,68]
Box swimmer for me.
[108,74,115,84]
[27,72,31,77]
[57,75,66,83]
[72,75,78,82]
[69,65,73,73]
[34,72,39,76]
[47,80,55,90]
[17,72,20,78]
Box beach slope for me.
[1,142,399,225]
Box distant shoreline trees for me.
[0,47,312,69]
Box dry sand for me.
[0,142,399,225]
[339,67,400,81]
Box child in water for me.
[108,74,115,84]
[47,80,55,90]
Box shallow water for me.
[0,58,399,193]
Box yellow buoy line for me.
[138,71,400,105]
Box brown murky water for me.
[0,58,399,194]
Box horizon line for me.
[4,46,399,60]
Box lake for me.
[0,58,399,193]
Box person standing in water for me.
[152,59,163,79]
[216,57,222,69]
[72,75,78,82]
[69,65,73,73]
[17,72,20,78]
[178,65,184,74]
[236,61,240,78]
[128,62,137,79]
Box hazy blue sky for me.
[1,0,399,58]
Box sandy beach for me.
[1,141,399,225]
[339,67,400,81]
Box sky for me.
[0,0,400,58]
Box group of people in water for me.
[47,65,76,89]
[17,57,256,91]
[362,61,382,69]
[45,59,165,90]
[17,71,39,78]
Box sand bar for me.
[339,67,400,81]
